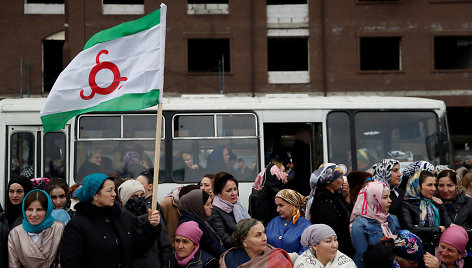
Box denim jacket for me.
[351,215,400,268]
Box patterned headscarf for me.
[350,181,393,237]
[402,161,434,183]
[275,189,306,224]
[306,163,347,221]
[372,159,399,186]
[381,230,425,262]
[406,171,440,227]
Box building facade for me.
[1,0,472,153]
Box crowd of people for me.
[1,156,472,268]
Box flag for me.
[40,4,167,133]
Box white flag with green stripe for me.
[40,4,166,133]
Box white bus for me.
[0,94,451,207]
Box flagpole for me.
[151,103,163,211]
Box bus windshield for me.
[328,111,439,171]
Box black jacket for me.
[310,186,353,257]
[0,205,9,268]
[168,248,218,268]
[179,213,226,258]
[443,192,472,251]
[389,187,405,217]
[400,198,452,253]
[207,206,237,249]
[60,202,160,268]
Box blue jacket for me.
[266,215,311,254]
[351,215,400,268]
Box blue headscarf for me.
[76,173,109,202]
[22,189,55,233]
[405,171,440,227]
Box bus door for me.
[262,122,323,196]
[8,126,68,181]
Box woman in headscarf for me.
[400,160,435,189]
[308,163,353,257]
[60,173,161,267]
[294,224,356,268]
[350,181,401,268]
[400,170,451,254]
[45,178,73,224]
[372,159,404,216]
[208,172,250,249]
[436,225,470,268]
[169,221,218,268]
[179,189,226,258]
[265,189,310,254]
[219,218,292,268]
[8,189,64,267]
[5,174,34,229]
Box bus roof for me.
[0,94,446,113]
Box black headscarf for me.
[6,174,33,228]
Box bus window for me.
[76,114,164,184]
[79,116,121,138]
[43,132,66,179]
[172,113,258,183]
[327,112,352,169]
[354,111,438,167]
[10,133,35,179]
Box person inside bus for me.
[372,159,404,217]
[400,170,451,254]
[8,190,65,268]
[60,173,161,267]
[208,172,250,249]
[178,189,226,258]
[118,179,172,268]
[205,146,236,175]
[5,174,34,229]
[308,163,353,257]
[200,174,215,198]
[77,150,112,184]
[45,178,73,224]
[180,152,202,182]
[266,189,311,255]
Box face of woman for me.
[26,200,46,226]
[93,180,116,207]
[275,197,295,221]
[200,177,213,196]
[219,180,238,204]
[50,187,67,209]
[204,197,213,217]
[313,236,338,262]
[175,235,196,259]
[9,183,25,205]
[90,152,102,166]
[390,164,402,186]
[243,222,267,256]
[437,177,456,201]
[330,177,344,192]
[437,242,462,266]
[223,148,230,163]
[380,190,392,213]
[420,176,437,199]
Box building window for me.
[187,0,229,15]
[434,36,472,70]
[102,0,144,14]
[267,0,307,4]
[360,37,401,71]
[43,32,64,92]
[26,0,64,3]
[24,0,64,14]
[188,39,230,73]
[268,38,308,71]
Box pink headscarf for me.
[350,181,393,237]
[175,221,203,266]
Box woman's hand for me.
[148,209,160,227]
[423,252,440,268]
[342,181,350,203]
[432,196,443,205]
[439,226,446,232]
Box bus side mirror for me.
[426,134,439,161]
